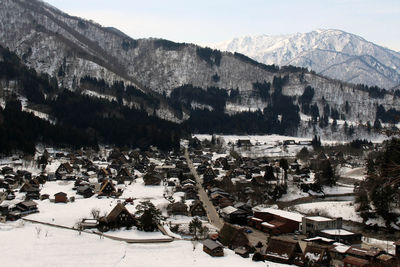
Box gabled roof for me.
[344,256,370,266]
[253,207,303,222]
[106,203,134,222]
[18,200,38,208]
[218,223,249,247]
[54,192,67,196]
[265,238,301,261]
[58,163,73,173]
[99,179,116,194]
[303,244,328,263]
[189,200,205,212]
[203,239,223,250]
[347,246,381,257]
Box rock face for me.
[1,0,400,130]
[214,29,400,90]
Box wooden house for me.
[263,238,303,265]
[117,167,132,180]
[203,239,224,257]
[19,182,34,193]
[15,200,38,215]
[97,168,109,180]
[345,246,382,262]
[167,202,188,216]
[40,194,50,201]
[54,192,68,203]
[98,180,116,196]
[203,167,217,184]
[55,163,73,179]
[98,203,136,230]
[220,206,249,225]
[25,188,40,200]
[302,244,331,267]
[251,208,302,234]
[77,185,94,198]
[143,172,162,186]
[376,254,397,267]
[189,200,206,217]
[218,223,249,249]
[343,256,370,267]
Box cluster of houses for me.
[0,146,212,231]
[201,206,398,266]
[202,207,399,266]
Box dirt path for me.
[185,148,224,230]
[22,218,174,243]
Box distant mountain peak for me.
[213,29,400,89]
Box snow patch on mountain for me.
[214,29,400,89]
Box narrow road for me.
[184,148,224,230]
[22,218,174,243]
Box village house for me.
[329,244,351,267]
[220,206,249,225]
[54,192,68,203]
[25,188,40,200]
[189,200,206,217]
[77,185,94,198]
[203,167,217,185]
[345,246,382,264]
[218,223,249,249]
[167,202,188,216]
[98,179,116,196]
[302,244,331,266]
[15,200,38,215]
[55,163,74,179]
[318,229,362,244]
[302,216,343,235]
[249,208,303,234]
[203,239,224,257]
[343,255,370,267]
[263,238,303,265]
[143,172,163,186]
[98,203,136,231]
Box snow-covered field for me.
[22,179,173,230]
[292,201,360,222]
[292,201,387,227]
[195,134,313,158]
[338,166,365,181]
[0,221,292,267]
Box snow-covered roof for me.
[304,236,334,242]
[261,222,276,228]
[320,229,355,236]
[306,216,333,222]
[221,206,238,215]
[331,245,350,253]
[250,217,263,222]
[253,207,303,222]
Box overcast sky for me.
[45,0,400,51]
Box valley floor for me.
[1,221,291,267]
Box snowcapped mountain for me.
[1,0,400,141]
[213,29,400,90]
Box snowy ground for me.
[0,221,293,267]
[16,177,182,240]
[292,201,360,222]
[338,166,365,180]
[291,201,386,227]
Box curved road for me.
[184,148,224,230]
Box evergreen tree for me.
[135,201,163,232]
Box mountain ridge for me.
[1,0,400,142]
[213,29,400,90]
